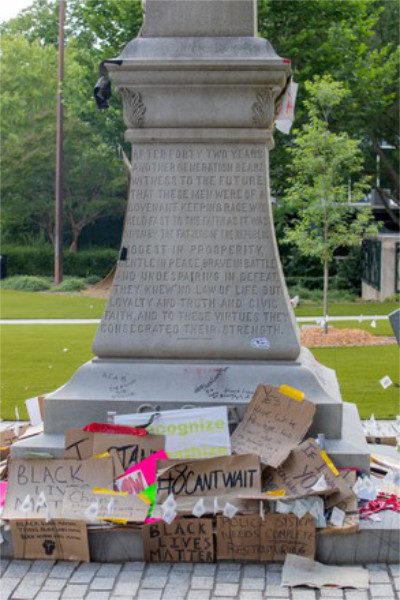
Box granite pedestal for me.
[12,0,372,543]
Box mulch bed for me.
[301,327,396,348]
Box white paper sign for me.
[380,375,393,390]
[114,407,231,459]
[276,80,298,134]
[25,397,43,426]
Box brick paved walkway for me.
[1,560,399,600]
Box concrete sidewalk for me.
[1,560,399,600]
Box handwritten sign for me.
[264,439,351,504]
[216,514,315,562]
[143,519,214,563]
[3,458,114,519]
[11,519,89,561]
[64,429,165,470]
[61,485,148,523]
[157,454,261,504]
[114,407,230,459]
[116,450,168,498]
[231,385,315,467]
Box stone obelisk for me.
[13,0,369,470]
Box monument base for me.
[31,347,343,436]
[12,347,369,471]
[1,510,398,563]
[11,400,370,471]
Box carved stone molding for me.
[252,87,282,129]
[120,88,146,128]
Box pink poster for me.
[115,450,168,495]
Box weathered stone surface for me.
[389,308,400,345]
[93,141,300,361]
[142,0,257,38]
[2,511,399,563]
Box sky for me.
[0,0,34,24]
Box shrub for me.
[334,247,362,294]
[384,293,400,302]
[52,278,87,292]
[0,276,51,291]
[86,275,101,285]
[2,245,118,278]
[287,285,356,304]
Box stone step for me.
[38,347,343,439]
[12,403,367,471]
[1,510,398,564]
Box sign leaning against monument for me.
[13,0,368,470]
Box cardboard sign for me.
[115,406,231,459]
[0,425,29,448]
[3,458,114,520]
[62,485,149,523]
[11,519,89,562]
[231,385,316,467]
[282,554,369,589]
[263,439,351,503]
[216,514,315,562]
[157,454,261,503]
[65,428,165,470]
[116,450,168,496]
[143,519,214,563]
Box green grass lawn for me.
[0,290,107,320]
[312,345,399,419]
[1,323,398,420]
[1,324,97,420]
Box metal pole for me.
[54,0,65,284]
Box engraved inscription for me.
[94,143,298,358]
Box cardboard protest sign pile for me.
[2,384,364,563]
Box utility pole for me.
[54,0,65,284]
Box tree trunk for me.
[323,257,329,334]
[69,228,80,252]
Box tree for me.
[259,0,399,221]
[63,118,125,251]
[283,76,377,332]
[0,34,125,250]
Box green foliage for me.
[2,245,118,278]
[334,247,363,294]
[85,274,101,285]
[385,293,400,302]
[1,276,51,291]
[284,76,377,261]
[284,76,378,326]
[259,0,399,206]
[287,286,356,304]
[63,247,118,278]
[52,277,87,292]
[0,32,126,249]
